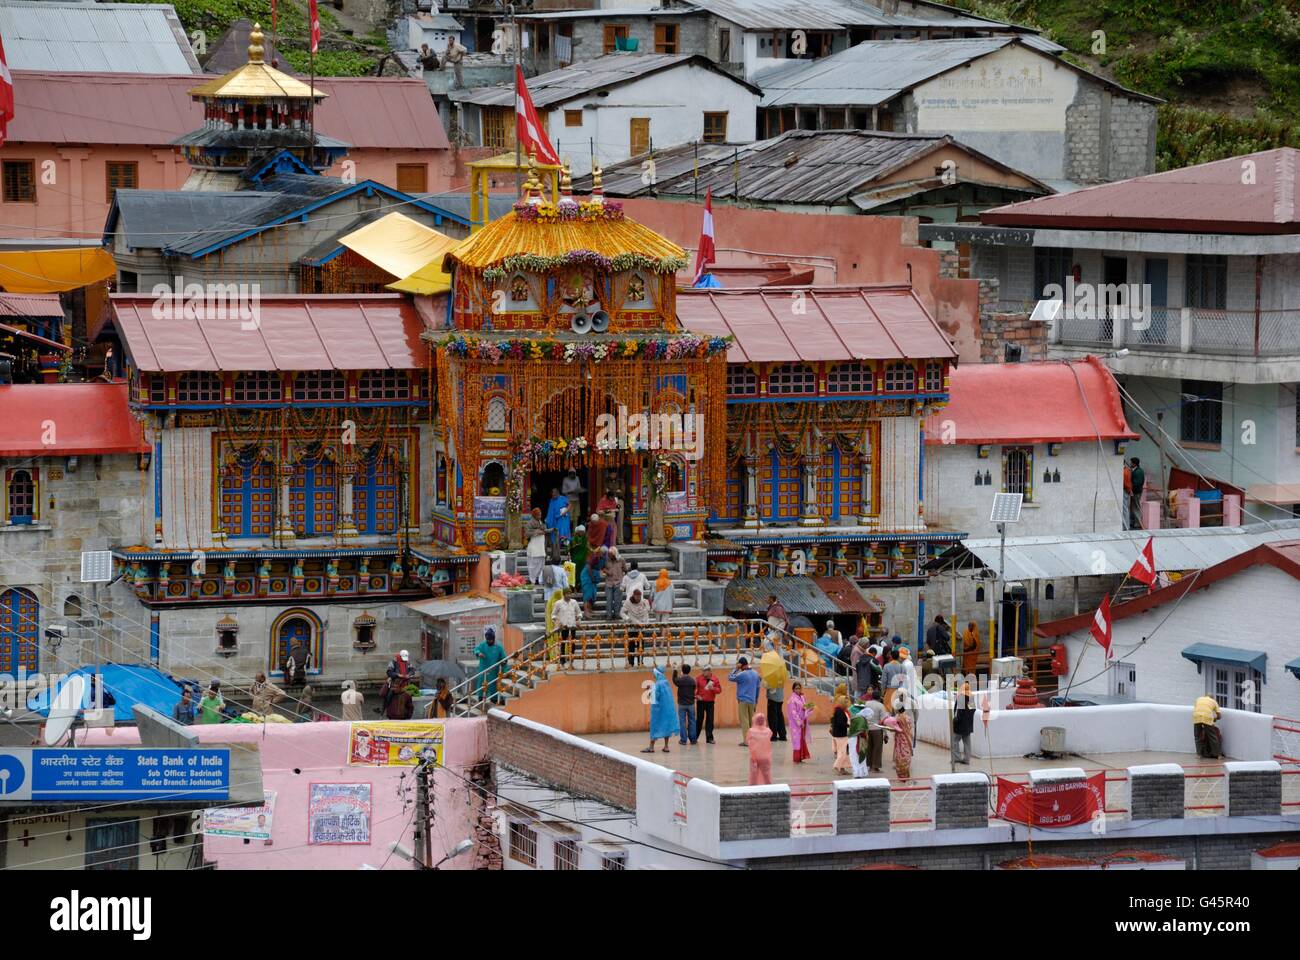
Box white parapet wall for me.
[915,695,1275,760]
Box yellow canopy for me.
[340,212,459,281]
[385,259,452,296]
[0,247,116,293]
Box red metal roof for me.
[982,148,1300,235]
[111,294,432,372]
[924,356,1137,445]
[1256,842,1300,859]
[676,284,957,363]
[811,576,883,615]
[8,71,448,150]
[0,293,64,318]
[1036,541,1300,638]
[0,383,149,456]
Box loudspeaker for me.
[588,309,610,333]
[570,312,593,334]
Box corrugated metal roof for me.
[8,72,448,150]
[686,0,934,30]
[982,147,1300,235]
[923,356,1137,445]
[517,6,701,19]
[415,191,515,223]
[0,0,201,74]
[725,576,845,615]
[947,520,1300,581]
[0,292,63,318]
[111,294,432,373]
[202,18,302,76]
[811,576,882,614]
[677,285,957,362]
[451,53,758,108]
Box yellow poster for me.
[347,721,444,767]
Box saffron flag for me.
[692,188,715,285]
[1089,595,1113,661]
[0,33,13,146]
[309,0,320,54]
[995,772,1106,827]
[514,66,559,165]
[1128,537,1156,587]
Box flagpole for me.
[510,3,521,199]
[1061,572,1128,701]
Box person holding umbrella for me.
[758,642,789,742]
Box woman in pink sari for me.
[890,705,914,780]
[787,682,814,763]
[747,713,774,785]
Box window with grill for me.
[508,822,537,867]
[925,360,944,392]
[702,112,728,144]
[176,372,222,403]
[395,163,428,194]
[655,23,679,52]
[1002,446,1033,502]
[2,160,36,203]
[554,839,579,870]
[883,362,915,392]
[1033,247,1072,300]
[1185,255,1228,310]
[1206,663,1260,713]
[293,371,347,402]
[233,372,283,403]
[564,110,583,127]
[7,469,35,522]
[148,376,168,404]
[482,108,514,151]
[486,396,508,432]
[105,161,138,203]
[1180,379,1222,444]
[601,852,627,870]
[727,366,758,396]
[767,363,815,395]
[827,362,871,393]
[357,370,410,401]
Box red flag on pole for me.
[0,33,14,147]
[692,188,715,285]
[309,0,320,54]
[1128,537,1156,587]
[514,66,559,165]
[1089,595,1113,661]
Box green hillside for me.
[948,0,1300,168]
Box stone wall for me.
[718,787,791,841]
[487,712,638,811]
[979,310,1047,362]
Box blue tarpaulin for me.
[693,273,722,288]
[26,663,187,723]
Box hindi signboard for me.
[308,782,372,845]
[347,721,444,767]
[203,790,277,839]
[0,747,230,803]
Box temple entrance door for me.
[595,464,634,544]
[531,469,590,525]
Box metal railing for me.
[1054,306,1300,358]
[891,780,934,830]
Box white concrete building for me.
[1039,541,1300,720]
[450,53,760,176]
[924,357,1136,540]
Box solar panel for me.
[80,551,114,583]
[989,492,1023,524]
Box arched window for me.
[353,444,399,534]
[767,363,816,395]
[6,469,35,523]
[883,362,915,392]
[480,461,506,496]
[1002,446,1033,501]
[177,372,222,403]
[485,396,508,433]
[435,454,448,506]
[270,609,322,677]
[622,271,651,308]
[64,595,82,618]
[828,362,872,393]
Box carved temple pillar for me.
[338,457,359,539]
[742,453,759,529]
[274,464,296,546]
[799,430,823,527]
[858,448,875,527]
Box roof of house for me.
[7,71,448,150]
[0,292,64,319]
[450,53,761,108]
[415,191,515,223]
[981,148,1300,235]
[0,382,150,455]
[1035,541,1300,638]
[679,0,1001,31]
[202,18,303,76]
[0,0,201,74]
[516,6,702,20]
[577,129,1050,202]
[676,284,957,363]
[725,575,881,615]
[756,37,1157,108]
[110,294,432,373]
[107,177,469,258]
[923,356,1137,445]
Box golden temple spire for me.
[589,164,604,204]
[559,160,573,197]
[248,22,265,64]
[522,147,544,202]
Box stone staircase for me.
[501,543,711,623]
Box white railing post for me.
[1179,307,1192,353]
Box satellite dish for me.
[588,309,610,333]
[44,673,87,746]
[570,312,593,334]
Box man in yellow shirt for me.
[1193,695,1222,758]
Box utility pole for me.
[413,757,433,869]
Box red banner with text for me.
[995,773,1106,827]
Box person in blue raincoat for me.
[814,628,841,672]
[474,627,507,705]
[642,667,677,754]
[545,488,571,556]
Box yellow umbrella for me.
[758,650,788,689]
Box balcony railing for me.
[1049,306,1300,358]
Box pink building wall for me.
[620,198,982,362]
[84,718,488,870]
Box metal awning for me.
[925,520,1300,580]
[811,576,882,615]
[1285,658,1300,681]
[404,595,501,619]
[1181,643,1267,677]
[725,576,868,616]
